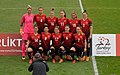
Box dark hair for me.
[38,7,43,10]
[76,26,82,30]
[65,25,70,28]
[44,24,48,29]
[83,10,88,14]
[54,26,59,29]
[60,9,66,17]
[51,7,55,11]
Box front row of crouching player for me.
[25,25,88,64]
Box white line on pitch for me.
[78,0,99,75]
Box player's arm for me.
[50,35,54,49]
[20,15,25,36]
[89,26,93,39]
[60,33,64,46]
[72,35,75,47]
[89,20,93,39]
[84,38,87,52]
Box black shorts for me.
[28,45,39,51]
[42,47,50,56]
[54,47,60,55]
[63,46,71,55]
[28,45,39,55]
[75,47,84,57]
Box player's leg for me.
[21,40,27,60]
[65,47,71,60]
[54,47,59,61]
[43,48,49,61]
[49,47,56,63]
[27,47,33,64]
[58,46,65,63]
[84,32,91,61]
[70,47,76,64]
[21,33,29,60]
[86,38,91,61]
[76,47,84,61]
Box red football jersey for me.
[69,19,80,33]
[34,14,47,32]
[58,18,69,33]
[28,33,41,48]
[51,33,62,49]
[46,17,58,33]
[73,33,86,48]
[41,32,51,50]
[62,32,73,48]
[80,18,92,33]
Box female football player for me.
[80,10,93,61]
[34,7,47,33]
[46,8,58,33]
[58,9,69,33]
[20,5,34,60]
[69,11,80,33]
[50,26,62,63]
[58,25,73,63]
[26,26,41,64]
[70,26,87,63]
[41,26,51,60]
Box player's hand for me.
[88,35,92,40]
[84,48,86,52]
[20,29,24,36]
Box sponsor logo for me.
[95,37,111,52]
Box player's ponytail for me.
[51,7,55,11]
[83,10,88,14]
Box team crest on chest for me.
[51,22,54,26]
[78,38,80,42]
[35,39,38,42]
[73,24,76,27]
[66,37,68,40]
[44,37,47,40]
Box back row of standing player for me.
[20,5,93,64]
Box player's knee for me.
[27,47,33,52]
[70,47,76,52]
[60,46,65,51]
[39,47,43,51]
